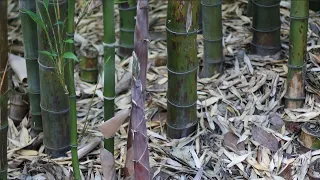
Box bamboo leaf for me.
[63,52,78,62]
[39,50,56,58]
[25,9,45,30]
[43,0,49,11]
[64,38,74,44]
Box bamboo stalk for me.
[37,0,70,157]
[125,1,150,178]
[166,0,200,138]
[200,0,223,78]
[247,0,253,17]
[285,0,309,109]
[19,0,42,134]
[102,0,115,153]
[251,0,281,56]
[0,1,8,179]
[118,0,137,58]
[66,0,81,179]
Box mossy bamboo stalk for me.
[19,0,42,134]
[166,0,200,139]
[285,0,309,109]
[102,0,115,153]
[200,0,223,78]
[118,0,137,58]
[37,0,70,157]
[251,0,281,56]
[66,0,81,179]
[0,1,8,179]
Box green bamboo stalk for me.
[0,1,8,179]
[166,0,200,139]
[37,0,70,158]
[251,0,281,56]
[310,0,320,12]
[247,0,253,17]
[103,0,115,153]
[285,0,309,109]
[200,0,223,78]
[79,48,98,83]
[118,0,137,58]
[66,0,81,179]
[19,0,42,135]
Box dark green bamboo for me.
[37,0,70,157]
[200,0,223,78]
[118,0,137,58]
[0,1,8,179]
[166,0,200,139]
[103,0,115,153]
[19,0,42,134]
[285,0,309,109]
[66,0,81,179]
[310,0,320,12]
[251,0,281,56]
[247,0,253,17]
[79,48,98,83]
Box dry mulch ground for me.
[5,0,320,179]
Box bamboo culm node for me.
[166,0,200,139]
[285,0,309,109]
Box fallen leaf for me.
[252,126,279,152]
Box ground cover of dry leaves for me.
[5,0,320,179]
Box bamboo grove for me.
[0,0,317,178]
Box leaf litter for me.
[5,0,320,179]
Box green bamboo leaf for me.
[43,0,49,10]
[64,39,74,44]
[63,52,79,62]
[39,50,56,57]
[25,9,45,30]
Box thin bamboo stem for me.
[118,0,137,58]
[66,0,81,179]
[166,0,200,138]
[37,0,70,158]
[19,0,42,134]
[251,0,281,56]
[200,0,223,78]
[102,0,115,153]
[285,0,309,109]
[0,1,8,179]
